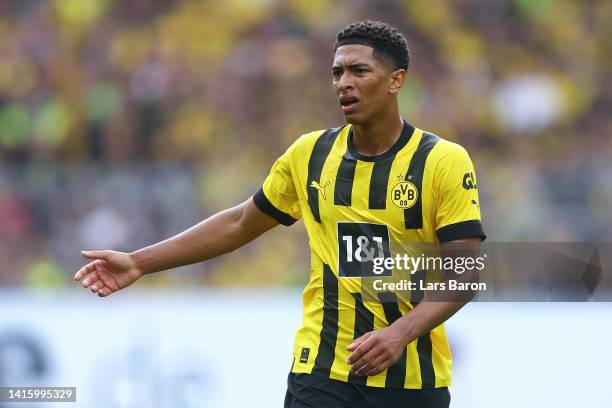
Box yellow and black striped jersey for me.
[253,121,485,389]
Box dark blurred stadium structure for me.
[0,0,610,288]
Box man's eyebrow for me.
[332,63,371,70]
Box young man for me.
[75,21,485,408]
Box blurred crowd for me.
[0,0,610,287]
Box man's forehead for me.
[333,44,376,66]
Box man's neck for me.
[351,111,404,157]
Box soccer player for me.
[74,21,485,408]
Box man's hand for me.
[346,323,409,376]
[74,250,143,297]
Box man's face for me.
[332,44,398,124]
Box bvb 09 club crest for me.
[391,180,418,209]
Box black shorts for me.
[284,373,450,408]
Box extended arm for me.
[74,197,279,297]
[130,197,279,273]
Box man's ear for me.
[389,69,407,95]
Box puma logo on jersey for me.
[310,180,330,200]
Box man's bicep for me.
[241,197,282,234]
[440,237,482,251]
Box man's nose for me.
[337,72,354,90]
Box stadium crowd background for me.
[0,0,610,288]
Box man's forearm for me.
[130,199,276,274]
[393,237,481,343]
[392,300,467,344]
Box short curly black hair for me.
[334,20,411,70]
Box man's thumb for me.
[81,250,109,260]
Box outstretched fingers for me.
[80,250,110,261]
[89,280,104,292]
[97,287,112,297]
[81,272,100,288]
[74,259,105,282]
[97,270,119,292]
[75,251,121,298]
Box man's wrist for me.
[392,312,422,345]
[129,250,153,276]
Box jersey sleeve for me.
[433,144,486,242]
[253,140,301,226]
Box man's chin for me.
[342,112,363,125]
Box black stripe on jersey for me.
[416,332,435,388]
[397,270,435,389]
[404,132,440,229]
[307,128,343,222]
[368,159,393,209]
[378,292,407,388]
[334,154,357,206]
[409,270,426,305]
[312,263,339,377]
[436,219,486,242]
[348,293,374,385]
[253,187,298,226]
[369,121,415,209]
[409,270,435,387]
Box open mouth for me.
[340,96,360,112]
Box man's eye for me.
[332,71,342,78]
[355,68,367,74]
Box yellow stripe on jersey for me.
[398,300,424,388]
[431,323,453,388]
[253,120,485,389]
[329,276,358,382]
[292,254,325,375]
[364,300,390,388]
